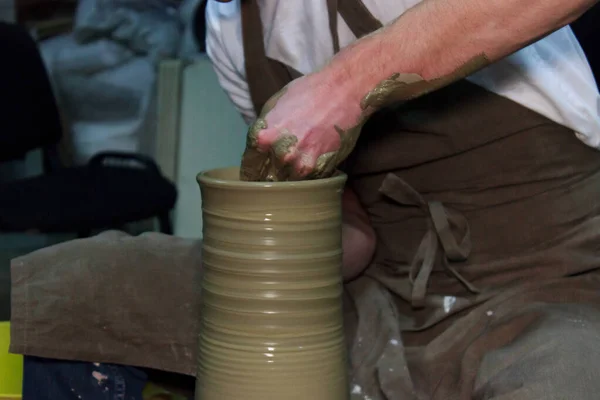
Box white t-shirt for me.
[206,0,600,149]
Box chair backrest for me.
[0,22,63,163]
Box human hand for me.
[240,70,368,181]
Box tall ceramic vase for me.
[195,167,349,400]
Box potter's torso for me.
[206,0,600,148]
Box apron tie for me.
[379,173,479,308]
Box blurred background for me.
[0,0,250,321]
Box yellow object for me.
[143,383,187,400]
[0,322,23,399]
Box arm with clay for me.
[241,0,598,181]
[333,0,598,109]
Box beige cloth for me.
[10,231,202,376]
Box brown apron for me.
[242,0,600,399]
[10,1,600,399]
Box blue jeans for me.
[23,357,147,400]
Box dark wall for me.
[571,4,600,88]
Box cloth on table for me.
[10,231,202,376]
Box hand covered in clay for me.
[240,71,368,181]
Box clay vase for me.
[195,166,349,400]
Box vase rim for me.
[197,167,347,190]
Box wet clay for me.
[196,167,349,400]
[240,54,490,182]
[360,54,490,110]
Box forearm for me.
[326,0,597,111]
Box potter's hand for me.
[240,71,367,182]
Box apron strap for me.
[338,0,383,38]
[241,0,302,114]
[379,173,478,308]
[326,0,384,54]
[326,0,341,53]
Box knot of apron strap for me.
[379,173,479,308]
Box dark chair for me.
[0,22,177,237]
